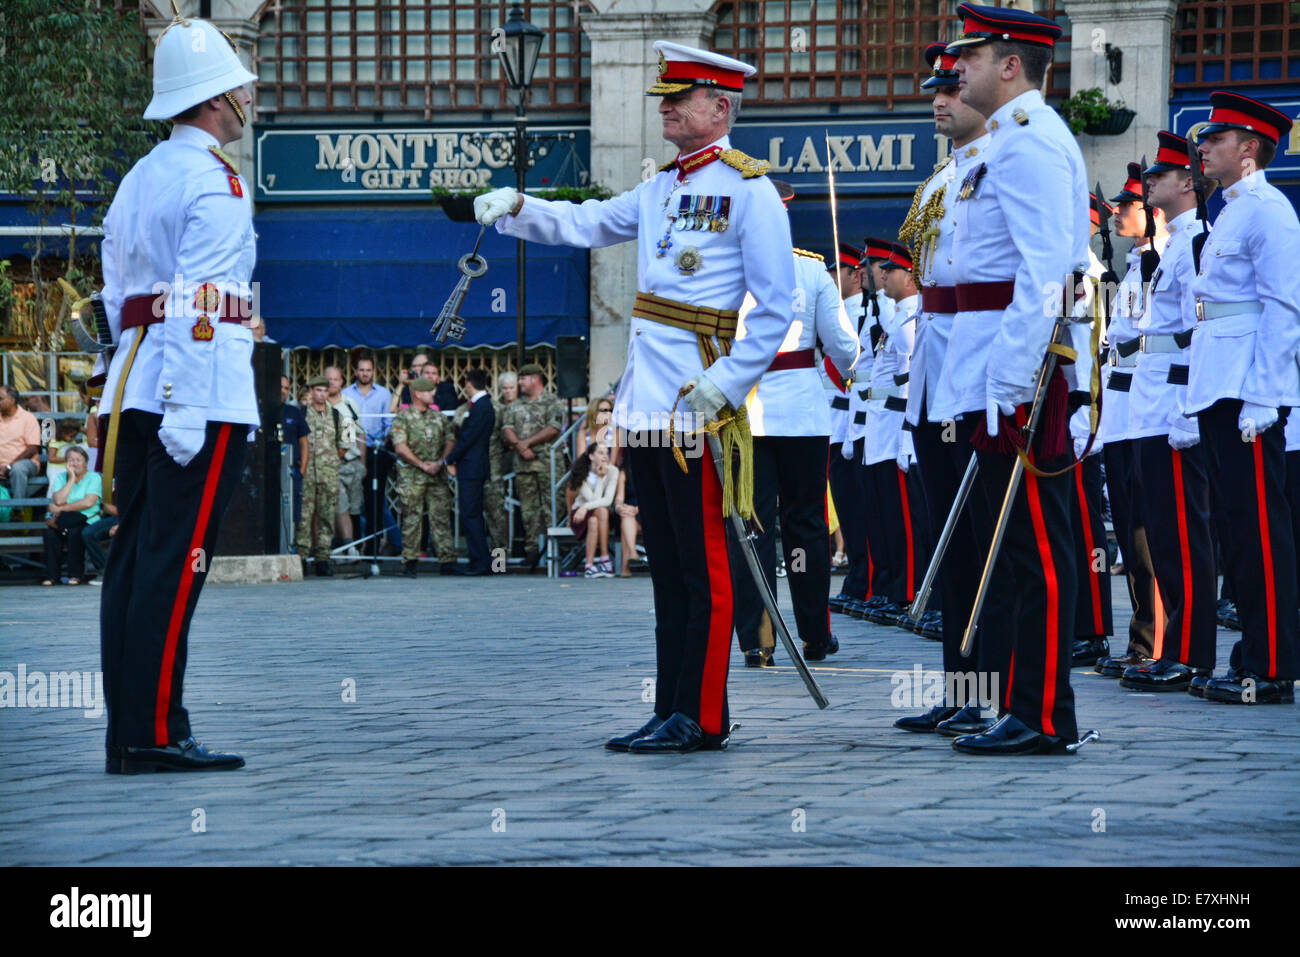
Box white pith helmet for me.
[143,14,257,121]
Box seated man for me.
[0,385,42,501]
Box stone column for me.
[1062,1,1180,220]
[579,1,717,398]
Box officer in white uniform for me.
[859,242,924,626]
[1187,92,1300,704]
[731,181,860,666]
[943,3,1092,755]
[1119,132,1219,693]
[828,246,871,615]
[99,14,258,774]
[841,240,897,619]
[1094,164,1166,678]
[476,42,794,752]
[895,44,996,735]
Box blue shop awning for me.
[252,207,589,350]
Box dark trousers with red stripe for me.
[1070,453,1113,640]
[972,410,1079,742]
[1103,439,1159,657]
[829,442,869,599]
[627,439,734,735]
[1198,401,1299,679]
[100,411,247,749]
[1134,436,1217,668]
[862,459,922,603]
[1286,449,1300,605]
[730,435,831,652]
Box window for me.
[256,1,590,117]
[713,0,1070,108]
[1173,0,1300,88]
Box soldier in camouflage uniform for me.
[501,363,564,570]
[485,372,518,553]
[297,376,352,576]
[391,377,455,577]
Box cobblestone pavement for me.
[1,572,1297,866]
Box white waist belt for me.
[865,386,902,400]
[1196,300,1263,322]
[1139,334,1183,354]
[1108,350,1138,368]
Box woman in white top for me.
[568,444,618,577]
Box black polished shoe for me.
[802,633,839,662]
[1188,666,1238,699]
[937,703,996,737]
[850,595,888,620]
[893,704,960,732]
[1217,598,1241,631]
[952,713,1076,755]
[318,561,334,577]
[453,566,491,576]
[744,649,775,668]
[867,600,908,625]
[525,553,543,575]
[1203,672,1296,705]
[1120,658,1210,692]
[918,611,943,640]
[628,712,708,754]
[828,593,853,615]
[403,561,418,579]
[113,736,245,774]
[1072,637,1110,668]
[895,611,919,632]
[1095,652,1154,678]
[440,562,458,576]
[604,714,665,752]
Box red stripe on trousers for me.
[1074,465,1104,635]
[698,454,734,735]
[1024,471,1060,737]
[824,490,832,634]
[1171,449,1194,663]
[1004,650,1015,710]
[1153,582,1165,659]
[155,424,230,745]
[1252,438,1278,675]
[897,466,916,600]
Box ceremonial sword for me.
[908,452,977,621]
[700,428,829,709]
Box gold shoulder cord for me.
[898,159,949,276]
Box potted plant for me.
[432,182,614,222]
[1057,87,1135,136]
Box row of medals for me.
[658,188,728,275]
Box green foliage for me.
[0,0,158,347]
[1057,87,1125,136]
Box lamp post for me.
[496,3,544,369]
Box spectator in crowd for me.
[23,394,51,413]
[568,444,618,578]
[47,421,84,464]
[391,353,430,412]
[297,376,352,575]
[427,363,460,412]
[391,377,455,577]
[614,466,641,578]
[501,364,564,571]
[281,375,310,526]
[344,354,395,555]
[0,385,42,502]
[575,394,619,465]
[326,365,365,555]
[83,500,119,578]
[446,367,495,575]
[41,445,101,585]
[485,370,518,555]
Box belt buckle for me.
[1137,335,1147,353]
[1195,300,1205,323]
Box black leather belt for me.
[831,395,850,410]
[1107,372,1133,392]
[1167,364,1189,386]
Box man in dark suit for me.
[445,367,495,575]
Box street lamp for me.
[497,3,544,369]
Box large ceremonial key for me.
[703,431,829,709]
[430,225,489,343]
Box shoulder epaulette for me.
[1012,108,1030,126]
[658,159,676,173]
[208,145,239,176]
[720,148,769,178]
[793,247,824,262]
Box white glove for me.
[683,373,728,423]
[1238,402,1279,436]
[473,187,521,225]
[841,439,854,461]
[1073,432,1089,461]
[896,448,912,473]
[160,406,207,468]
[1168,415,1200,450]
[985,378,1028,438]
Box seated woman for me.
[567,444,618,578]
[41,445,102,585]
[614,466,641,578]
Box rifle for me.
[1185,124,1213,273]
[1139,155,1160,285]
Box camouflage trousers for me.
[297,470,340,560]
[399,470,454,562]
[485,473,508,551]
[513,471,548,559]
